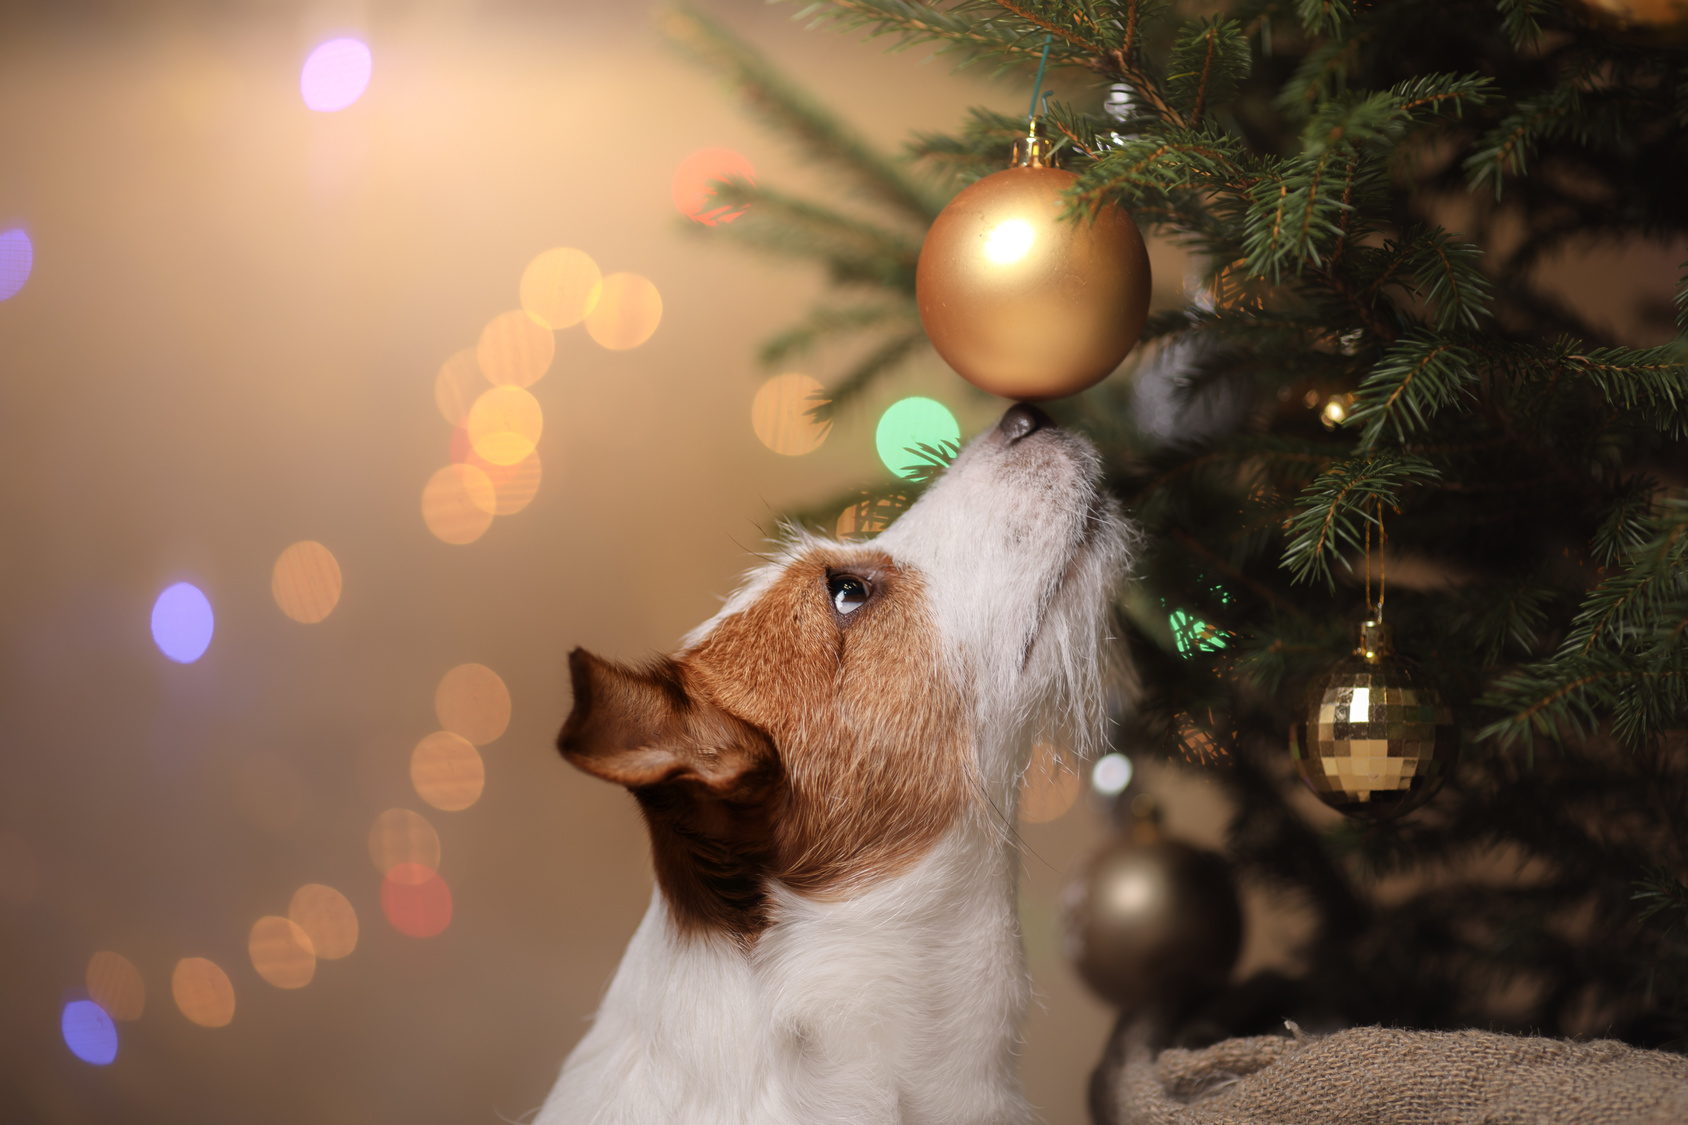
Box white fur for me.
[539,416,1132,1125]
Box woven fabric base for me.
[1108,1024,1688,1125]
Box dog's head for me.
[558,404,1132,940]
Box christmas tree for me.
[667,0,1688,1056]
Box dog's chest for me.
[538,830,1034,1125]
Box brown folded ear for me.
[558,648,772,793]
[559,648,785,938]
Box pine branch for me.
[1559,342,1688,439]
[1294,0,1351,39]
[1349,331,1481,449]
[812,328,929,420]
[1279,452,1441,588]
[757,302,920,368]
[701,180,922,290]
[1167,18,1252,124]
[1676,258,1688,334]
[1494,0,1563,50]
[665,4,942,224]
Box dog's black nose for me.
[997,403,1051,445]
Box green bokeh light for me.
[875,397,960,479]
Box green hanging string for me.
[1027,33,1054,122]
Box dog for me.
[539,403,1132,1124]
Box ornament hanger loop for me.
[1014,34,1059,169]
[1358,497,1391,661]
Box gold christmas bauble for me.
[1290,620,1459,819]
[1059,799,1242,1010]
[916,129,1151,402]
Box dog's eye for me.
[828,574,871,615]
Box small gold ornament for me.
[1290,619,1459,818]
[1059,796,1242,1009]
[915,122,1152,401]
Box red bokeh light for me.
[671,147,755,226]
[380,863,452,938]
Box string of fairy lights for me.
[18,30,1130,1072]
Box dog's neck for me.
[540,808,1033,1125]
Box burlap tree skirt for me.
[1104,1024,1688,1124]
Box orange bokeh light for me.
[271,540,342,623]
[381,863,452,938]
[434,662,510,746]
[752,373,830,456]
[410,731,485,811]
[835,494,906,540]
[466,385,543,466]
[248,915,316,989]
[421,463,497,545]
[367,807,441,874]
[1020,742,1081,823]
[171,957,235,1027]
[288,883,358,960]
[672,147,755,225]
[86,951,145,1021]
[520,247,602,330]
[434,348,486,427]
[477,309,554,388]
[450,426,543,515]
[584,273,662,351]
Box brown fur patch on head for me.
[558,546,972,939]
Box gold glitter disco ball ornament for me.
[1290,619,1459,819]
[1059,795,1242,1010]
[916,122,1152,402]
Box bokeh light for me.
[520,247,602,330]
[367,808,441,874]
[435,663,511,746]
[0,831,41,906]
[271,540,342,624]
[249,916,316,989]
[875,397,960,479]
[171,957,235,1027]
[449,426,544,515]
[150,582,214,663]
[300,38,372,113]
[411,731,486,811]
[61,1001,117,1065]
[288,884,358,960]
[672,147,755,225]
[421,464,497,545]
[1021,742,1081,824]
[0,229,33,301]
[434,348,486,427]
[835,494,907,540]
[477,309,554,388]
[86,952,145,1021]
[381,863,452,938]
[1092,752,1134,797]
[584,272,662,351]
[752,374,830,456]
[487,453,542,515]
[466,386,543,466]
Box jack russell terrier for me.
[540,403,1132,1124]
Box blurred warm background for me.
[0,2,1229,1121]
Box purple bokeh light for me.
[300,38,373,113]
[62,1001,118,1065]
[0,229,33,301]
[151,582,215,664]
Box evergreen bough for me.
[668,0,1688,1048]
